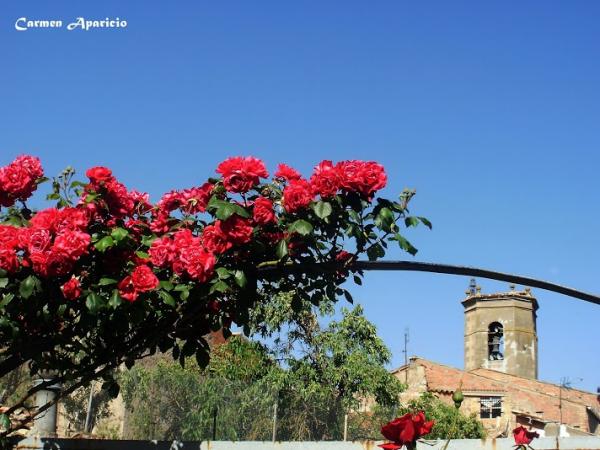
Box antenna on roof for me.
[402,328,410,385]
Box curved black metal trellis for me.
[259,260,600,306]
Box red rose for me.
[104,179,135,218]
[118,276,138,302]
[0,155,43,205]
[216,156,269,193]
[0,248,19,273]
[158,190,184,213]
[283,179,314,213]
[149,236,174,268]
[26,228,52,254]
[61,277,82,300]
[57,208,89,233]
[44,249,75,277]
[85,166,113,184]
[149,211,171,234]
[310,160,340,198]
[337,160,387,199]
[29,208,61,233]
[513,426,539,446]
[178,246,216,282]
[131,265,159,292]
[128,190,152,213]
[220,215,254,245]
[274,163,302,182]
[180,183,213,214]
[53,230,90,259]
[252,197,276,225]
[202,223,233,254]
[379,412,434,450]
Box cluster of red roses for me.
[379,412,435,449]
[0,155,44,208]
[0,154,391,306]
[278,159,387,212]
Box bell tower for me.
[462,280,538,379]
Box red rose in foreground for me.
[379,412,434,449]
[252,197,275,225]
[310,160,340,198]
[337,160,387,199]
[131,265,159,292]
[220,215,254,245]
[274,163,302,182]
[216,156,268,193]
[61,277,82,300]
[0,155,44,206]
[283,179,314,213]
[86,166,113,184]
[513,426,539,446]
[202,223,233,254]
[118,276,138,302]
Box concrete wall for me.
[12,437,600,450]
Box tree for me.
[121,300,404,441]
[398,393,485,439]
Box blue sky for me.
[2,1,599,392]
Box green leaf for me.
[109,290,123,308]
[216,267,231,279]
[135,251,150,259]
[98,278,118,286]
[179,289,190,301]
[158,290,176,307]
[343,290,354,304]
[395,234,418,256]
[353,275,362,286]
[141,235,157,247]
[0,278,8,289]
[0,413,10,430]
[313,201,332,219]
[195,349,210,369]
[375,207,395,231]
[418,216,432,229]
[215,203,236,220]
[209,281,230,294]
[19,275,39,299]
[86,292,102,313]
[57,304,67,317]
[404,216,420,228]
[231,203,251,218]
[110,227,129,242]
[288,219,313,236]
[234,270,247,289]
[94,236,114,252]
[0,293,14,308]
[159,280,174,291]
[276,240,288,259]
[366,243,385,261]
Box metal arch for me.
[258,260,600,306]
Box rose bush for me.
[379,412,435,449]
[0,154,429,436]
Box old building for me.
[392,282,600,438]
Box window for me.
[488,322,504,360]
[480,396,502,418]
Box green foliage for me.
[121,301,404,441]
[397,393,485,439]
